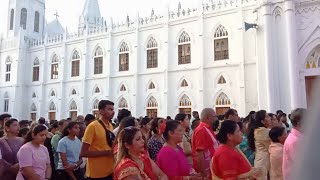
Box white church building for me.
[0,0,319,121]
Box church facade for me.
[0,0,319,121]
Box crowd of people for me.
[0,99,306,180]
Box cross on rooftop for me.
[54,11,59,19]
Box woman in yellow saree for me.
[211,120,261,180]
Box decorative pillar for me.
[261,3,276,112]
[284,0,300,109]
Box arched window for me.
[32,92,36,98]
[120,84,126,92]
[5,57,12,82]
[10,9,14,30]
[20,8,27,30]
[92,99,100,118]
[118,97,128,109]
[217,75,226,84]
[305,46,320,69]
[51,54,59,79]
[33,58,40,81]
[147,37,158,68]
[216,92,231,106]
[178,31,191,65]
[178,94,191,114]
[214,25,229,60]
[50,90,56,97]
[119,42,129,71]
[71,89,77,95]
[3,92,9,112]
[146,96,158,118]
[180,79,188,87]
[30,103,37,121]
[48,102,56,120]
[69,100,78,120]
[148,82,155,89]
[71,50,80,77]
[94,86,100,93]
[34,11,40,32]
[94,47,103,74]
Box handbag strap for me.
[97,120,115,147]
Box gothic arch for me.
[49,89,56,97]
[117,40,131,53]
[51,53,59,63]
[145,35,160,49]
[70,88,77,95]
[92,99,100,110]
[273,7,283,17]
[4,92,9,98]
[178,77,191,89]
[92,44,105,58]
[5,56,12,63]
[118,82,129,92]
[69,100,78,110]
[146,96,158,108]
[176,29,193,44]
[31,103,37,112]
[178,94,192,107]
[32,92,37,98]
[118,97,129,109]
[93,85,102,94]
[215,72,230,85]
[211,23,231,40]
[215,92,231,106]
[48,101,57,111]
[71,48,81,60]
[34,57,40,65]
[305,44,320,69]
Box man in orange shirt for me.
[192,108,219,178]
[81,100,115,180]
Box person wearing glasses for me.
[191,108,219,178]
[114,127,168,180]
[80,100,115,180]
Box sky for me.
[0,0,205,36]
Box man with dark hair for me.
[283,108,307,180]
[81,100,115,180]
[224,108,239,122]
[0,113,12,138]
[276,110,284,116]
[19,120,30,129]
[0,113,12,129]
[84,114,95,126]
[113,109,131,136]
[51,119,68,169]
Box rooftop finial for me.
[178,2,182,11]
[54,10,59,19]
[151,8,154,17]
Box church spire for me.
[78,0,102,32]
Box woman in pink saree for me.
[157,120,202,180]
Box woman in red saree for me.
[114,126,168,180]
[211,120,261,180]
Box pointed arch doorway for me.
[304,45,320,107]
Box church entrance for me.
[304,45,320,108]
[305,76,320,107]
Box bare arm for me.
[60,152,76,179]
[21,166,41,180]
[196,150,206,177]
[45,163,52,179]
[80,142,112,158]
[150,158,168,180]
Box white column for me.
[284,0,300,109]
[198,5,204,112]
[261,4,276,112]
